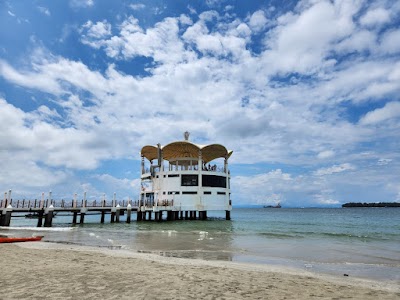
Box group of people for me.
[203,163,217,171]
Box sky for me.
[0,0,399,207]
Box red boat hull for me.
[0,236,43,243]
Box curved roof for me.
[140,141,232,163]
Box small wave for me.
[257,232,299,239]
[0,226,75,232]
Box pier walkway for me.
[0,198,214,227]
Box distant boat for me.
[263,203,281,208]
[0,236,43,243]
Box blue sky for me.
[1,0,399,207]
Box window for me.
[168,174,180,177]
[168,191,180,195]
[203,191,211,195]
[181,175,198,186]
[217,192,226,195]
[202,175,226,188]
[182,191,197,194]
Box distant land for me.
[342,202,400,208]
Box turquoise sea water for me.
[2,208,399,281]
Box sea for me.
[2,207,399,282]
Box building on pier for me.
[139,132,233,220]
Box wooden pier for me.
[0,197,218,227]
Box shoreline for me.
[0,242,398,299]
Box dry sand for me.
[0,242,399,300]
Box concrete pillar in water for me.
[44,205,55,227]
[72,211,78,224]
[80,207,87,224]
[115,205,121,223]
[126,204,132,223]
[137,211,142,221]
[185,211,188,220]
[148,211,152,220]
[111,207,116,223]
[2,205,12,227]
[37,210,44,227]
[158,211,163,222]
[225,210,231,220]
[101,210,105,223]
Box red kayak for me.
[0,236,43,243]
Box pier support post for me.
[126,204,132,223]
[72,211,78,224]
[179,211,183,220]
[37,210,44,227]
[101,211,105,223]
[111,207,116,223]
[115,205,121,223]
[185,211,188,220]
[158,211,163,222]
[137,211,142,221]
[154,211,159,221]
[148,211,152,220]
[80,208,87,225]
[44,205,54,227]
[225,210,231,220]
[2,205,12,227]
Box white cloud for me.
[38,6,51,16]
[317,150,335,159]
[377,158,392,166]
[261,0,358,75]
[314,163,355,176]
[360,7,390,27]
[81,20,112,39]
[130,4,145,11]
[8,11,15,17]
[70,0,94,8]
[359,102,400,125]
[380,29,400,54]
[248,10,268,32]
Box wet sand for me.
[0,242,399,299]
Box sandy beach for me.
[0,242,398,300]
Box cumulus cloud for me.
[37,6,51,16]
[70,0,94,8]
[359,7,391,27]
[380,29,400,54]
[359,102,400,125]
[248,10,268,32]
[81,20,112,39]
[314,163,355,176]
[130,4,145,11]
[317,150,335,159]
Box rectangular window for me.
[202,175,227,188]
[182,191,197,194]
[167,191,180,195]
[203,191,211,195]
[168,174,180,177]
[181,175,198,186]
[217,192,226,195]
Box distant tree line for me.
[342,202,400,208]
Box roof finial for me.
[184,131,190,141]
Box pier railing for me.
[0,199,140,209]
